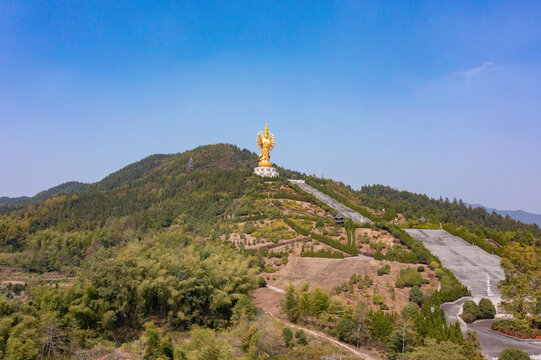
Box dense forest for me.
[0,144,537,359]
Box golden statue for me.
[256,123,275,167]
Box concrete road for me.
[469,319,541,359]
[440,297,471,328]
[289,180,372,224]
[405,229,504,300]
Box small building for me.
[417,216,428,222]
[334,214,345,224]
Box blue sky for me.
[1,1,540,212]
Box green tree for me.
[499,243,541,320]
[498,348,530,360]
[369,310,396,343]
[408,286,423,306]
[231,295,257,323]
[160,335,174,360]
[282,327,293,347]
[398,338,466,360]
[478,298,496,319]
[143,322,160,360]
[295,329,307,345]
[386,322,414,359]
[401,303,419,320]
[462,330,485,360]
[336,317,356,344]
[308,287,329,317]
[283,286,299,322]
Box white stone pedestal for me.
[254,167,279,178]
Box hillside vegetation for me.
[0,182,89,207]
[0,143,536,359]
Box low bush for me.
[301,248,344,259]
[461,300,481,323]
[311,233,357,256]
[377,264,391,276]
[373,294,384,305]
[282,327,293,347]
[283,217,311,236]
[295,329,307,345]
[417,265,425,272]
[498,348,530,360]
[491,318,541,339]
[478,298,496,319]
[395,268,429,288]
[264,264,277,273]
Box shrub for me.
[395,268,429,288]
[417,265,425,272]
[243,223,256,234]
[283,218,311,236]
[478,298,496,319]
[408,285,423,306]
[374,250,383,260]
[264,264,276,273]
[282,327,293,347]
[461,311,477,324]
[373,294,384,305]
[377,264,391,276]
[311,233,357,256]
[498,348,530,360]
[370,241,386,251]
[301,248,344,259]
[461,300,481,323]
[257,276,267,288]
[231,295,257,323]
[336,317,356,343]
[295,329,307,345]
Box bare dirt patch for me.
[265,256,438,313]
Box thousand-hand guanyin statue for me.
[254,123,279,177]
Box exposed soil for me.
[264,256,438,313]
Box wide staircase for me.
[289,180,372,224]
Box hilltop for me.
[0,181,89,206]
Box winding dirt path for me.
[254,286,381,360]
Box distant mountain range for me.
[469,203,541,226]
[0,181,89,207]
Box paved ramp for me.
[405,229,504,300]
[290,180,372,224]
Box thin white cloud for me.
[458,62,494,76]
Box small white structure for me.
[485,272,494,297]
[254,166,279,178]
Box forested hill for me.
[308,179,540,249]
[357,184,540,235]
[94,143,259,191]
[0,144,267,236]
[0,181,89,206]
